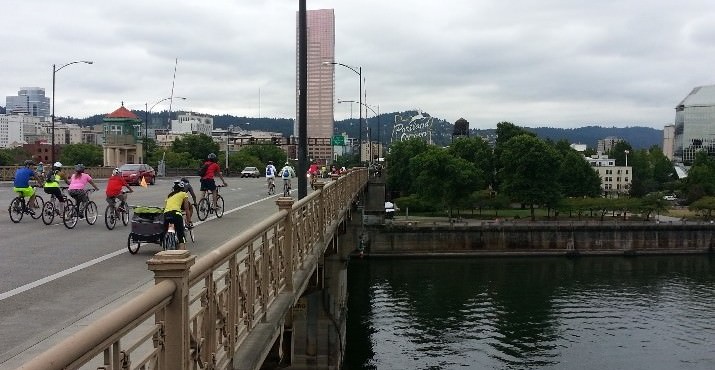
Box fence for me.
[1,166,114,181]
[16,168,367,370]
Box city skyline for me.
[4,1,715,129]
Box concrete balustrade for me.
[16,168,367,370]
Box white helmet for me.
[112,168,121,176]
[53,162,63,168]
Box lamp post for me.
[145,97,187,163]
[51,60,93,163]
[338,99,379,162]
[624,149,629,167]
[323,61,362,162]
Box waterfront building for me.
[171,112,213,136]
[5,87,50,117]
[596,136,622,154]
[673,84,715,164]
[296,8,335,163]
[585,152,632,195]
[663,124,675,160]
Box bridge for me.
[8,168,369,370]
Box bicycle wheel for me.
[29,196,43,219]
[163,231,177,250]
[215,195,225,218]
[42,200,56,225]
[8,197,24,223]
[283,184,290,197]
[187,226,195,243]
[85,201,98,225]
[127,234,140,254]
[196,198,210,221]
[63,203,78,229]
[120,202,129,226]
[104,204,117,230]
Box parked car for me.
[663,194,677,201]
[241,166,261,178]
[119,163,156,185]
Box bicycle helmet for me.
[112,168,120,176]
[207,153,217,161]
[268,161,273,165]
[173,179,185,191]
[53,161,63,168]
[75,164,85,172]
[180,177,190,184]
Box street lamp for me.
[624,149,630,167]
[338,99,379,162]
[51,60,93,163]
[145,97,187,163]
[323,61,362,162]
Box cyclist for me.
[164,179,192,250]
[13,160,43,214]
[307,161,320,188]
[105,168,133,210]
[43,161,69,214]
[199,153,227,210]
[265,161,277,193]
[68,164,99,216]
[179,177,197,225]
[279,162,295,192]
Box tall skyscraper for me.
[5,87,50,117]
[296,9,335,141]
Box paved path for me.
[0,176,292,369]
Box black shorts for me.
[164,211,186,243]
[200,178,216,192]
[43,187,65,202]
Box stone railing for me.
[16,168,367,370]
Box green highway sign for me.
[331,135,345,146]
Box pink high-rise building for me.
[296,9,335,162]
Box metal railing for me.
[16,168,367,370]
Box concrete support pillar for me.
[147,250,196,370]
[276,197,295,291]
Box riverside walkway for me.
[2,168,367,370]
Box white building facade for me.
[585,152,632,195]
[171,112,213,136]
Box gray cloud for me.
[3,0,715,129]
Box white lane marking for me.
[0,192,279,301]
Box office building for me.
[296,9,335,162]
[585,152,632,195]
[171,112,213,135]
[663,124,675,160]
[5,87,50,117]
[597,136,622,154]
[673,85,715,164]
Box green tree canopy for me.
[171,133,220,161]
[59,143,103,167]
[683,151,715,202]
[499,134,561,220]
[237,144,288,167]
[386,138,430,195]
[448,136,493,186]
[558,149,602,197]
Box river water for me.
[343,256,715,370]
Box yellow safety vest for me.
[44,173,61,188]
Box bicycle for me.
[8,188,43,223]
[163,218,194,251]
[63,189,98,229]
[196,185,225,221]
[41,187,70,225]
[283,179,291,197]
[267,177,276,195]
[104,190,130,230]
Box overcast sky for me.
[3,0,715,129]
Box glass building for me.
[5,87,50,117]
[673,85,715,164]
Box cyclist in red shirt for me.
[200,153,228,209]
[105,168,133,210]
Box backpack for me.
[45,171,56,183]
[266,166,274,176]
[198,162,210,177]
[282,168,290,178]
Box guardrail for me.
[16,168,367,370]
[1,166,114,181]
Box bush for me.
[394,195,438,213]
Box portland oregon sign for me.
[392,112,433,143]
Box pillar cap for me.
[147,250,195,271]
[276,197,294,209]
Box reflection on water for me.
[343,256,715,370]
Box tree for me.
[0,149,14,165]
[688,196,715,220]
[237,144,288,167]
[499,135,561,220]
[558,149,602,197]
[683,151,715,202]
[385,138,431,196]
[448,136,493,186]
[410,146,484,218]
[171,133,220,161]
[59,143,103,166]
[159,150,200,169]
[227,150,263,174]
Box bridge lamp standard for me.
[145,97,187,163]
[322,61,362,161]
[338,99,380,162]
[51,60,93,163]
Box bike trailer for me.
[130,206,164,237]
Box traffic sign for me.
[331,135,345,146]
